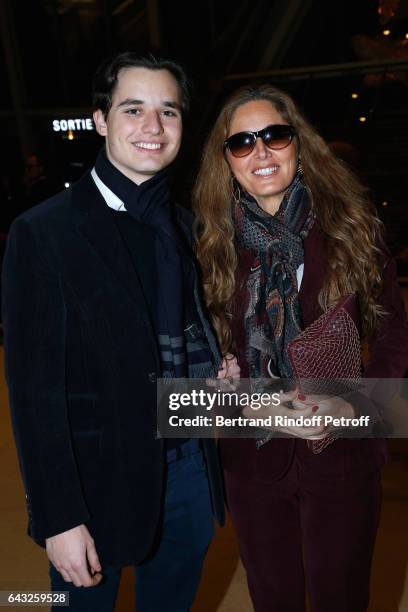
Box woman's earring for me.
[297,157,303,176]
[232,178,241,204]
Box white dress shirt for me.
[91,167,126,212]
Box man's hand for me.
[217,353,241,388]
[46,524,102,587]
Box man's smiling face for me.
[93,67,183,184]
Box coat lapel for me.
[71,172,160,363]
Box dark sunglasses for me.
[223,124,296,158]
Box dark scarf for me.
[94,149,214,379]
[233,171,314,379]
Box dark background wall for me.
[1,0,407,265]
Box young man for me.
[2,53,235,611]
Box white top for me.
[296,263,304,290]
[91,167,126,212]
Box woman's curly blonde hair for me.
[193,85,385,355]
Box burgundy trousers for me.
[222,438,384,612]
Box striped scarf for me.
[94,149,215,380]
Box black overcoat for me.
[2,171,225,567]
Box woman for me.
[193,85,408,612]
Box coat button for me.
[148,372,157,383]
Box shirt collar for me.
[91,167,126,212]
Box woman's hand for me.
[292,391,354,436]
[292,392,354,420]
[242,388,327,439]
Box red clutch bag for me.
[287,294,362,453]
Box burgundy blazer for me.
[221,223,408,482]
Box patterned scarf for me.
[94,149,215,379]
[233,171,314,380]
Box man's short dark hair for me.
[92,52,190,117]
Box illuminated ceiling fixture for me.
[64,182,71,189]
[378,0,400,25]
[382,201,388,206]
[351,92,359,99]
[383,29,391,35]
[68,129,74,140]
[359,116,367,122]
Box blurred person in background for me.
[21,154,59,211]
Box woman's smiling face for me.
[226,99,298,215]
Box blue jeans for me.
[50,451,214,611]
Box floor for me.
[1,344,407,611]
